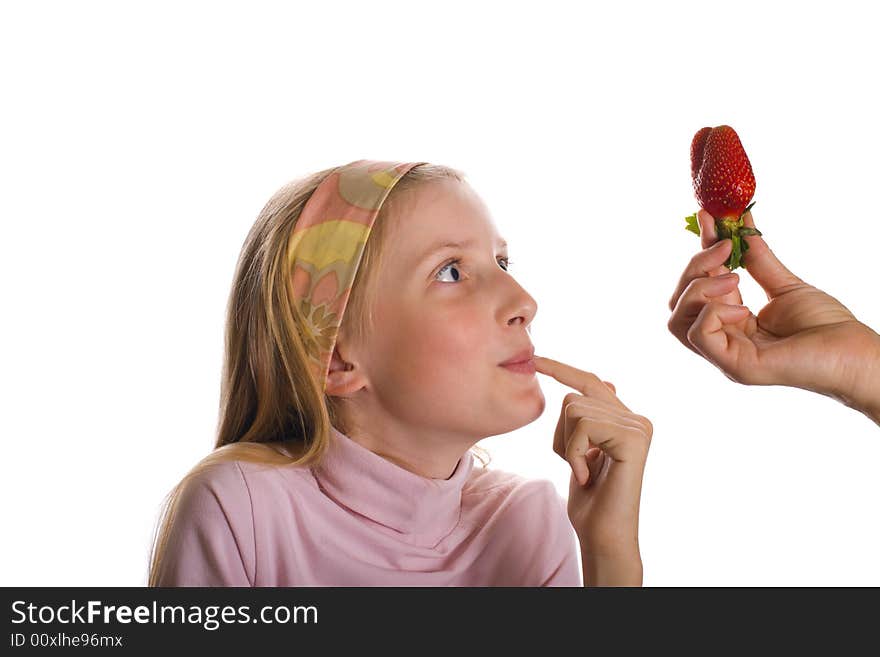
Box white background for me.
[2,0,878,586]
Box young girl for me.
[148,160,653,587]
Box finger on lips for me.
[533,356,621,407]
[535,356,651,479]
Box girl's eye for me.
[435,257,513,283]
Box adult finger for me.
[686,300,758,383]
[668,239,734,312]
[668,272,743,352]
[698,209,718,250]
[740,210,806,299]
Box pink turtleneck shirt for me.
[153,426,582,586]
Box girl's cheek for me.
[391,299,486,363]
[404,321,471,366]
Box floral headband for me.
[287,159,427,391]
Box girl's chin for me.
[509,384,546,418]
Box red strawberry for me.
[691,125,755,220]
[684,125,762,271]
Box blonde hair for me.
[147,162,490,586]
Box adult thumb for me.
[741,210,805,299]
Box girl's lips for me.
[500,358,536,374]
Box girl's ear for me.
[325,343,366,398]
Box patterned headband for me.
[287,159,427,392]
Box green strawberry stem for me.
[683,201,762,271]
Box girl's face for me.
[338,177,545,444]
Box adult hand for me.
[668,208,880,420]
[534,356,652,585]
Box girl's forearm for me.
[581,545,643,587]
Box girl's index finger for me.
[533,355,620,405]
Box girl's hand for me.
[668,208,880,416]
[534,356,652,570]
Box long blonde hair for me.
[147,162,490,585]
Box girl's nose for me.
[504,285,537,328]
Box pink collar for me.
[311,426,474,548]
